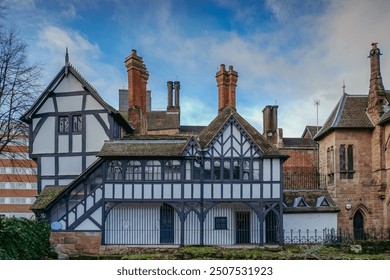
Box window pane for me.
[59,116,69,133]
[72,115,82,132]
[340,145,346,171]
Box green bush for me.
[0,217,53,259]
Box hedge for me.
[0,217,54,259]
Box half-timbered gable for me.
[22,56,132,192]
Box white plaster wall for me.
[99,113,109,127]
[284,213,338,233]
[36,97,55,114]
[72,134,82,153]
[85,95,104,110]
[86,156,97,168]
[56,96,83,112]
[58,156,82,175]
[85,115,109,151]
[53,74,84,93]
[58,135,69,153]
[33,117,55,154]
[263,159,271,181]
[41,157,55,176]
[41,179,55,189]
[58,179,73,186]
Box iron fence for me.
[283,228,390,244]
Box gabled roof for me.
[197,107,287,158]
[98,135,191,157]
[314,93,374,140]
[301,125,321,139]
[21,64,133,132]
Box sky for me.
[4,0,390,137]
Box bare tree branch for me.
[0,7,42,158]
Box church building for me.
[314,43,390,239]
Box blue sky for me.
[5,0,390,136]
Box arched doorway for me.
[353,210,364,240]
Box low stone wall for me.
[50,231,101,258]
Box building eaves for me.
[98,136,191,157]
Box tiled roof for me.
[197,107,286,158]
[314,93,374,140]
[98,135,191,157]
[147,111,180,131]
[282,138,318,148]
[283,190,339,213]
[30,185,66,211]
[301,125,321,139]
[179,125,206,134]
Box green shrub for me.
[0,217,53,259]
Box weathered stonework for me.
[51,231,102,257]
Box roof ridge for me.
[331,92,348,127]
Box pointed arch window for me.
[340,144,354,179]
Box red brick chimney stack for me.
[228,65,238,110]
[368,42,386,121]
[216,64,238,112]
[125,50,149,134]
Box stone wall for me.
[51,231,101,257]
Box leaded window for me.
[72,115,82,132]
[107,160,123,180]
[145,160,161,180]
[340,144,354,179]
[165,160,181,180]
[327,146,334,184]
[125,160,142,180]
[59,116,69,133]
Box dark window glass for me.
[215,217,227,230]
[72,115,82,132]
[59,116,69,133]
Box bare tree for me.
[0,12,41,156]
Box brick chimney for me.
[174,81,180,109]
[125,50,149,134]
[368,42,386,122]
[263,105,280,145]
[167,81,173,110]
[216,64,238,112]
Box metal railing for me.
[283,228,390,244]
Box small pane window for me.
[214,217,227,230]
[72,115,82,132]
[59,116,69,133]
[125,160,142,180]
[107,160,123,180]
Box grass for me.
[70,242,390,260]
